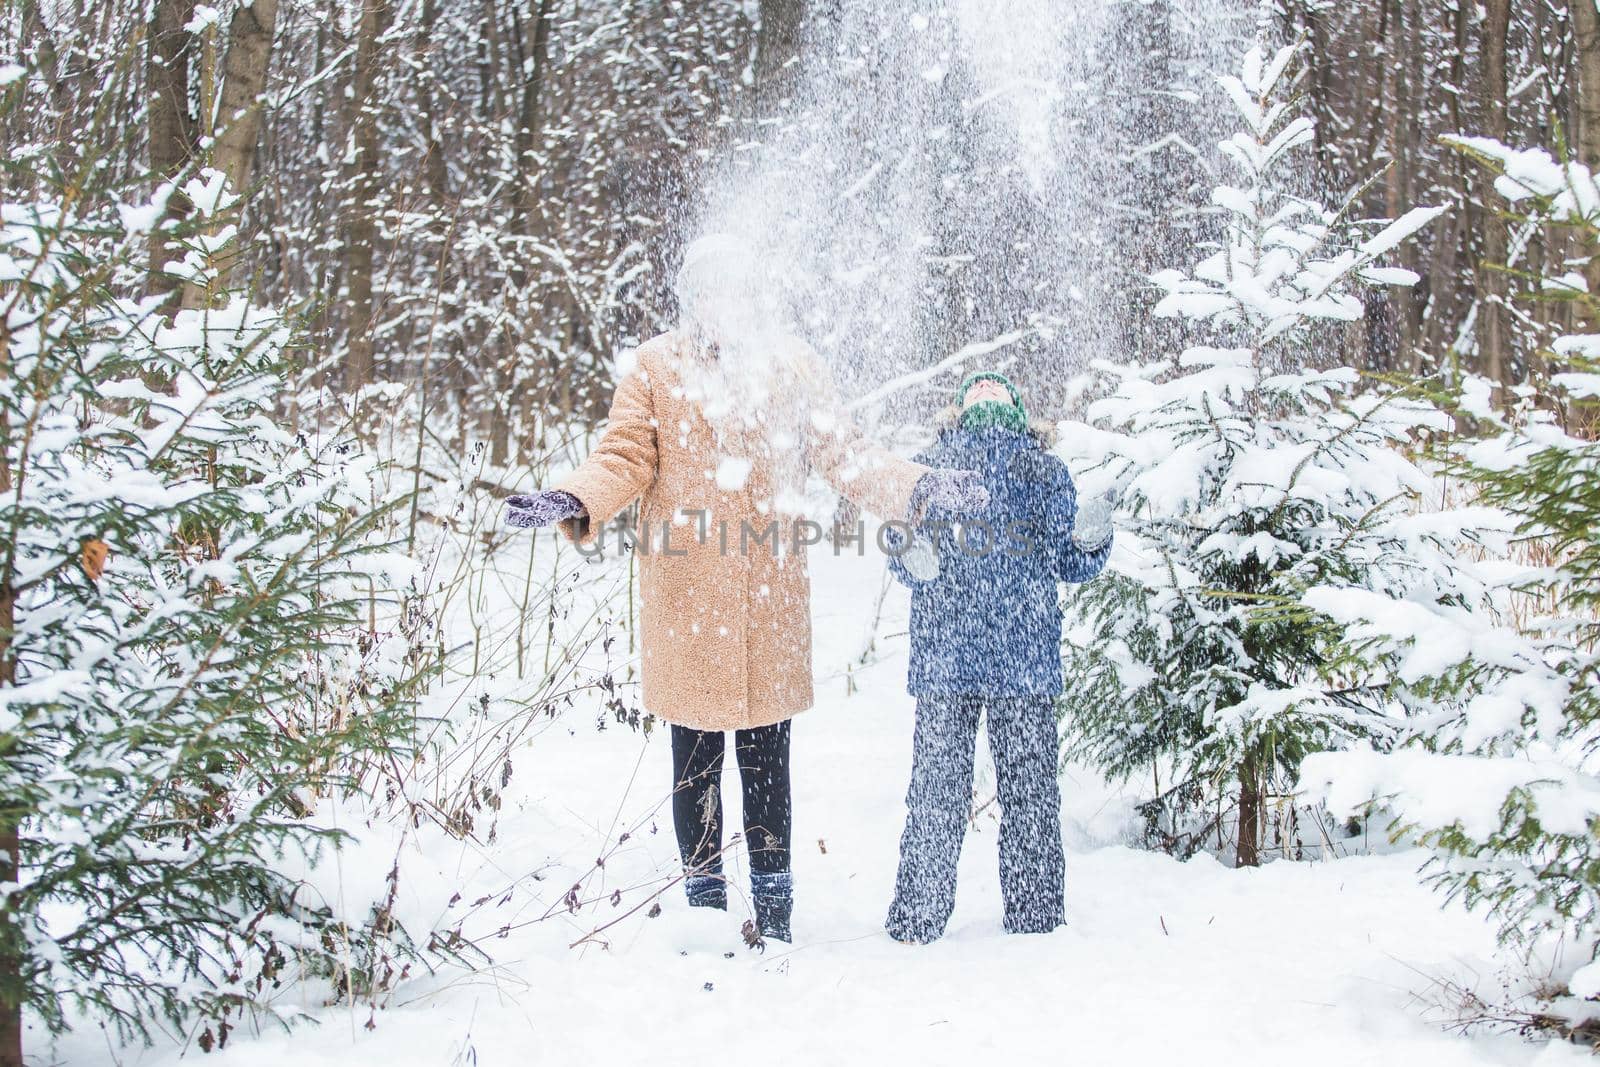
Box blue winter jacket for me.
[888,425,1110,697]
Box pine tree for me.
[1300,136,1600,998]
[2,80,429,1053]
[1058,43,1481,865]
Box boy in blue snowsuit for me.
[885,371,1112,943]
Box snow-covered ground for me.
[58,540,1585,1067]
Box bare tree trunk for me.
[754,0,806,111]
[0,331,21,1067]
[419,0,449,232]
[509,0,553,269]
[414,0,453,410]
[210,0,279,199]
[14,0,75,177]
[342,0,390,396]
[1577,0,1600,172]
[145,0,197,303]
[1111,1,1189,377]
[497,0,553,467]
[1364,0,1416,373]
[1421,208,1464,373]
[1235,752,1262,868]
[1396,0,1424,366]
[1429,0,1473,373]
[306,0,338,377]
[1573,0,1600,318]
[177,0,279,309]
[1477,0,1512,396]
[1299,0,1337,183]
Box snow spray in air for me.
[671,0,1260,517]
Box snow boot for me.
[884,916,941,945]
[754,897,792,943]
[685,870,727,910]
[751,870,792,943]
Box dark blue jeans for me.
[886,695,1065,942]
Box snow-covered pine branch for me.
[2,162,437,1047]
[1296,135,1600,1013]
[1057,42,1489,867]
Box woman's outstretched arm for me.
[547,364,659,544]
[794,344,987,521]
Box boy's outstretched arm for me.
[1058,528,1112,584]
[1047,465,1113,584]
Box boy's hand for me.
[884,526,941,582]
[901,535,941,582]
[1072,489,1117,550]
[506,490,586,529]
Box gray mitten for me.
[505,490,586,529]
[900,534,941,582]
[884,525,941,582]
[1072,489,1117,550]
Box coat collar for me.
[938,424,1035,449]
[931,402,1057,448]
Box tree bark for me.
[508,0,553,283]
[419,0,450,234]
[1572,1,1600,319]
[0,332,21,1067]
[754,0,807,112]
[497,0,554,466]
[14,0,73,174]
[210,0,279,200]
[1576,0,1600,172]
[342,0,390,397]
[1396,0,1424,366]
[177,0,279,310]
[1235,752,1262,868]
[1299,1,1338,182]
[1477,0,1512,395]
[145,0,197,303]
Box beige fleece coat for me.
[555,331,927,731]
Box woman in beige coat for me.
[505,234,987,942]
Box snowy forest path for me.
[70,549,1580,1067]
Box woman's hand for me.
[912,469,989,515]
[505,490,586,529]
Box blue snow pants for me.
[886,694,1065,942]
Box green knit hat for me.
[958,371,1027,433]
